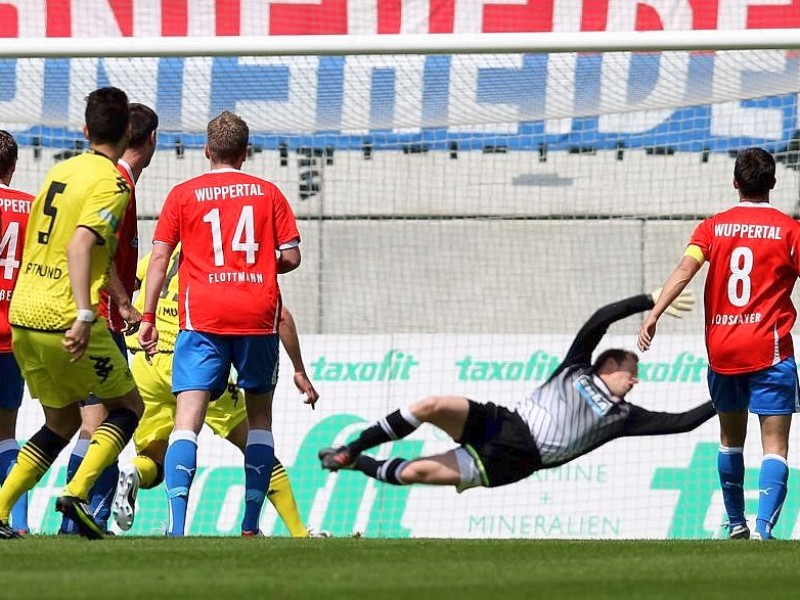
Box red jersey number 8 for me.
[727,246,753,308]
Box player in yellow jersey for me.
[112,248,320,537]
[0,87,143,540]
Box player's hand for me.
[637,316,658,352]
[119,302,142,335]
[651,287,696,318]
[138,321,159,364]
[294,371,319,410]
[63,320,92,362]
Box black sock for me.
[104,408,140,442]
[349,408,420,455]
[24,426,70,475]
[355,456,409,485]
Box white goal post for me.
[1,29,800,57]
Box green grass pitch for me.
[1,537,797,599]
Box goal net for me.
[3,16,800,540]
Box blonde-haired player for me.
[112,247,319,536]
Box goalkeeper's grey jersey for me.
[508,294,717,469]
[512,366,633,467]
[508,294,655,468]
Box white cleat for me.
[112,464,141,531]
[307,527,332,538]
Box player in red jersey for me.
[138,111,301,536]
[0,131,33,534]
[639,148,799,541]
[59,104,159,534]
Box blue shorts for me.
[708,357,800,416]
[0,352,24,410]
[173,330,279,396]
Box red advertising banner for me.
[0,0,798,39]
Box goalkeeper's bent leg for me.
[348,407,422,455]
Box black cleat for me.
[55,496,105,540]
[318,446,357,471]
[0,520,22,540]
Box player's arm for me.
[552,295,659,376]
[277,243,301,274]
[65,175,130,361]
[106,263,141,334]
[274,187,301,274]
[63,227,101,361]
[278,305,318,409]
[637,252,703,352]
[621,401,715,437]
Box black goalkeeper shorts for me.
[457,400,542,488]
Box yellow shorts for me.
[130,351,246,453]
[12,320,135,409]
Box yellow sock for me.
[132,455,160,489]
[268,461,308,538]
[65,422,126,500]
[0,442,53,522]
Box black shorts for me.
[457,400,542,488]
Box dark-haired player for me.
[321,290,714,497]
[60,102,159,535]
[0,87,143,540]
[640,147,799,541]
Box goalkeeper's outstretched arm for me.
[621,401,716,437]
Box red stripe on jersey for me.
[690,203,800,374]
[0,186,33,352]
[153,169,299,335]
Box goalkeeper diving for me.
[320,289,714,493]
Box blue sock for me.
[59,439,90,534]
[89,461,119,530]
[241,429,274,534]
[164,431,198,537]
[718,446,746,530]
[756,454,789,538]
[0,440,29,532]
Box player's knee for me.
[761,436,789,458]
[47,410,82,439]
[399,461,433,484]
[121,391,144,419]
[412,396,446,420]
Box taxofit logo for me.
[456,351,708,383]
[311,349,419,382]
